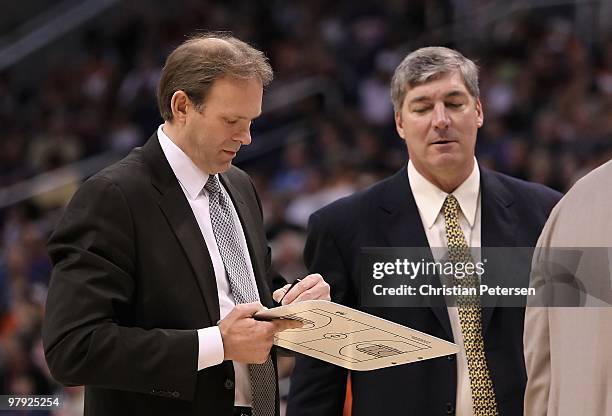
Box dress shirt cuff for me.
[197,326,225,371]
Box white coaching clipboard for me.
[255,300,459,371]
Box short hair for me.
[390,46,479,112]
[157,32,273,121]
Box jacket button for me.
[224,379,234,390]
[445,402,454,414]
[172,391,180,398]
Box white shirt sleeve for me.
[196,326,225,371]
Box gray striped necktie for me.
[205,175,276,416]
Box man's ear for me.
[170,90,190,124]
[475,98,484,128]
[395,111,405,139]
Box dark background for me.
[0,1,610,414]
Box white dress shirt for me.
[407,159,481,416]
[158,125,256,407]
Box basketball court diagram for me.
[255,300,459,371]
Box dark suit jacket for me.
[287,167,561,416]
[42,134,283,416]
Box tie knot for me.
[443,194,459,219]
[204,175,221,195]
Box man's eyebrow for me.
[445,90,469,99]
[408,95,431,104]
[408,90,469,104]
[224,113,262,120]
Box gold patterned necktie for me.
[442,195,498,416]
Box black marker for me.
[278,278,302,305]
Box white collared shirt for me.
[157,125,256,407]
[407,159,481,416]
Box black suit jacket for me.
[287,167,561,416]
[42,134,283,416]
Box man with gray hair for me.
[42,33,330,416]
[287,47,560,415]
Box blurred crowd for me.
[1,0,611,414]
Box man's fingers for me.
[283,274,330,304]
[301,273,323,287]
[281,275,320,304]
[291,291,314,303]
[272,284,292,303]
[234,301,265,317]
[294,282,331,303]
[271,318,303,333]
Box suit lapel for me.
[377,169,453,339]
[377,171,431,248]
[480,167,517,333]
[142,134,221,324]
[374,167,519,338]
[220,172,274,307]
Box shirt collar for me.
[407,158,480,229]
[157,124,210,200]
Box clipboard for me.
[255,300,459,371]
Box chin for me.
[430,153,464,167]
[216,162,233,173]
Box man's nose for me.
[432,104,450,130]
[235,128,252,145]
